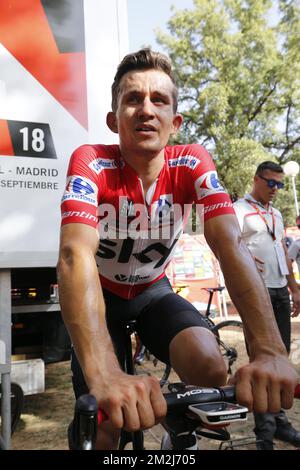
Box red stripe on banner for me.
[0,119,14,156]
[0,0,88,129]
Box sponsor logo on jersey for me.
[62,176,98,206]
[151,194,173,222]
[202,201,233,215]
[168,155,200,169]
[61,210,98,223]
[115,274,128,282]
[195,171,225,200]
[114,273,150,283]
[97,237,180,269]
[89,158,119,175]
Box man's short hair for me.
[255,161,284,176]
[111,48,178,113]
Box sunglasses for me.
[258,175,284,189]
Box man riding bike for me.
[57,49,299,450]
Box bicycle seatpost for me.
[205,290,214,317]
[69,394,98,450]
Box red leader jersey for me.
[61,143,234,299]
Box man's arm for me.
[57,223,166,430]
[205,214,299,412]
[288,240,298,264]
[282,240,300,317]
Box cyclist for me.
[57,49,299,450]
[234,161,300,449]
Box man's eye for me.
[127,96,140,103]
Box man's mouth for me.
[136,125,156,132]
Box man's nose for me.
[137,97,154,118]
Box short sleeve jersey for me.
[234,194,287,288]
[61,143,234,298]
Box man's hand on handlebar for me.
[231,353,299,414]
[89,371,167,432]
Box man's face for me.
[253,170,284,204]
[107,69,182,158]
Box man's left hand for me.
[233,353,299,413]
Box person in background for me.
[288,215,300,277]
[234,161,300,450]
[284,235,294,250]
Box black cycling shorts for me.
[71,276,212,398]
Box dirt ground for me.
[10,321,300,451]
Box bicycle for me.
[201,287,246,376]
[68,382,300,451]
[128,287,247,449]
[68,383,247,451]
[130,285,191,382]
[67,317,244,451]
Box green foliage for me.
[216,138,270,199]
[275,184,295,226]
[157,0,300,218]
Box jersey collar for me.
[245,193,273,212]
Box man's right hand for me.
[89,371,167,431]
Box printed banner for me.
[0,0,128,267]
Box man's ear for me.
[106,112,118,134]
[171,113,183,135]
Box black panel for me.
[11,267,57,302]
[41,0,85,53]
[7,120,57,159]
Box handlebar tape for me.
[97,409,108,425]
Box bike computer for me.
[188,402,248,425]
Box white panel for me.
[11,359,45,396]
[0,1,129,268]
[0,44,87,266]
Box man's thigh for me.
[136,292,213,365]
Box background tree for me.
[157,0,300,224]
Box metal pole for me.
[291,175,299,216]
[0,269,11,450]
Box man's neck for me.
[249,190,269,209]
[121,148,165,193]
